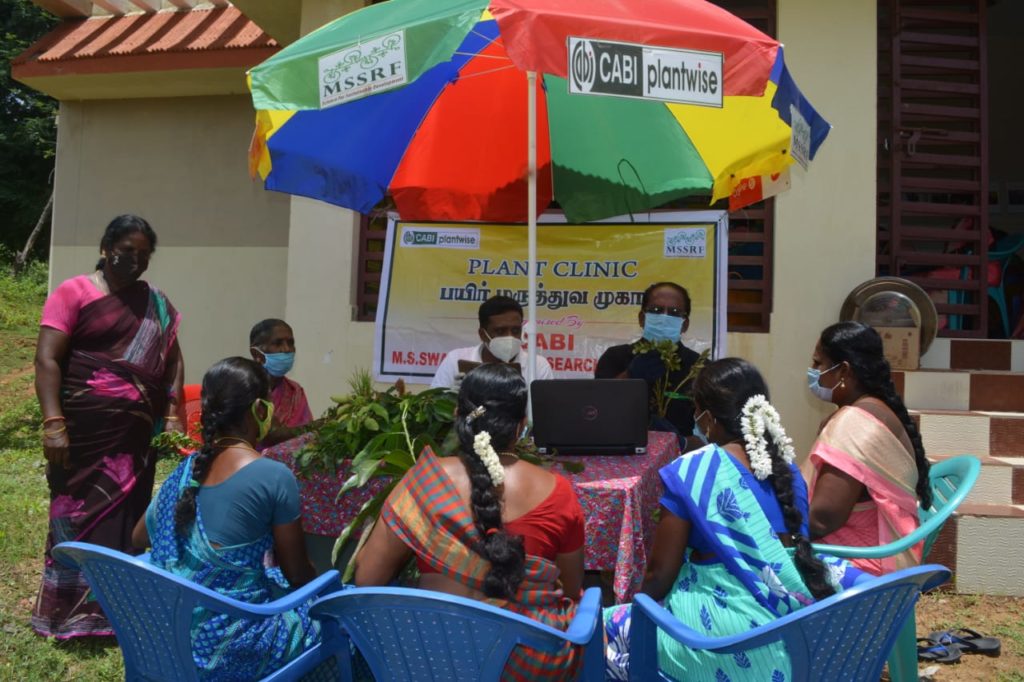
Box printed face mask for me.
[807,363,841,402]
[642,313,683,343]
[692,409,709,445]
[484,333,521,363]
[255,349,295,377]
[251,398,274,441]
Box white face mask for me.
[484,333,521,363]
[807,363,841,402]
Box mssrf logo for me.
[568,37,723,107]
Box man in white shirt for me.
[431,295,555,389]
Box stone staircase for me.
[894,338,1024,596]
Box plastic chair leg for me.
[886,612,919,682]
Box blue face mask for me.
[642,313,684,342]
[807,363,840,402]
[256,349,295,377]
[692,409,709,445]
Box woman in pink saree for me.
[249,319,313,447]
[33,215,184,638]
[806,322,931,575]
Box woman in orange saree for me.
[354,364,584,681]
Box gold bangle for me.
[42,416,66,426]
[43,428,66,438]
[164,415,180,421]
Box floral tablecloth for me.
[263,431,679,603]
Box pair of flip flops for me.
[917,627,1001,663]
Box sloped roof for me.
[13,5,277,78]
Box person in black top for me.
[595,282,703,450]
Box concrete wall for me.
[729,0,878,457]
[49,95,292,384]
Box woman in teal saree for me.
[132,358,321,680]
[605,358,867,681]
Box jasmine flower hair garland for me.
[741,394,795,480]
[473,430,505,487]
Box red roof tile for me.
[12,6,278,77]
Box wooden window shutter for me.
[710,0,778,333]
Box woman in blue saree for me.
[132,357,320,680]
[605,358,866,681]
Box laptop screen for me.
[530,379,649,455]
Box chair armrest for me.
[197,570,342,619]
[562,587,601,644]
[256,570,343,614]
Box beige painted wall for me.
[49,95,292,383]
[283,198,375,415]
[729,0,878,457]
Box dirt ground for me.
[914,591,1024,681]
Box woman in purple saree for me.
[32,215,184,638]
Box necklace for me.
[496,451,520,462]
[90,270,110,295]
[214,436,260,454]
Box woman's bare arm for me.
[640,507,690,601]
[35,327,71,469]
[808,464,864,539]
[354,519,413,586]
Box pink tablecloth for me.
[264,431,679,603]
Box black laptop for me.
[530,379,649,455]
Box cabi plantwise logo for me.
[568,37,723,108]
[400,227,481,250]
[663,227,708,258]
[318,31,407,109]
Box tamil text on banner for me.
[373,212,728,383]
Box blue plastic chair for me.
[987,232,1024,337]
[52,541,345,681]
[812,455,981,682]
[627,564,951,682]
[310,585,605,681]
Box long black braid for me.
[696,358,836,600]
[453,364,528,599]
[820,322,932,509]
[173,357,270,535]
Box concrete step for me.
[919,337,1024,372]
[912,408,1024,459]
[895,369,1024,412]
[927,503,1024,596]
[927,452,1024,506]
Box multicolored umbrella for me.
[247,0,831,381]
[248,0,830,223]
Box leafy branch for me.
[631,341,710,418]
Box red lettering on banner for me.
[549,357,596,373]
[392,351,404,364]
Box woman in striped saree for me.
[355,363,585,681]
[604,358,867,681]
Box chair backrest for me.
[629,564,951,682]
[811,455,979,561]
[311,586,588,682]
[919,455,981,558]
[53,542,207,681]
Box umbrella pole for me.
[526,70,538,403]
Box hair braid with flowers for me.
[453,364,528,599]
[695,358,835,601]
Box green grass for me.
[0,263,126,680]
